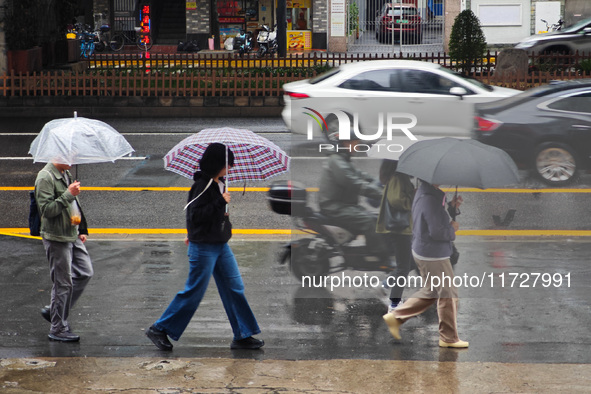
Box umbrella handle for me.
[225,145,229,214]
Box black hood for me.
[197,142,235,179]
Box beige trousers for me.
[391,256,460,343]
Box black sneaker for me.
[41,305,50,323]
[48,330,80,342]
[230,336,264,350]
[146,326,173,351]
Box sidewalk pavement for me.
[2,357,590,393]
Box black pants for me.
[386,234,416,302]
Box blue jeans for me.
[153,242,260,341]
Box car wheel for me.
[533,142,578,186]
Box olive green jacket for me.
[376,173,415,235]
[34,163,88,242]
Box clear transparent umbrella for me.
[28,112,134,166]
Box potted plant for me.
[348,2,360,39]
[2,0,43,73]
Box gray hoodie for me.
[411,181,456,259]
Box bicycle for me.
[110,26,153,51]
[70,23,97,58]
[79,30,97,58]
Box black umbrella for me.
[397,138,520,189]
[397,138,520,220]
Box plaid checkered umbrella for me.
[163,127,290,181]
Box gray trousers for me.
[42,238,93,334]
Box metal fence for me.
[87,50,591,74]
[347,0,444,54]
[2,52,591,97]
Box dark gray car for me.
[515,18,591,54]
[473,80,591,186]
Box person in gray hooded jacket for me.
[383,180,469,348]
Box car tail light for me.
[285,91,310,99]
[475,116,502,132]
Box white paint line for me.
[0,157,147,161]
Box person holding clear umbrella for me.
[35,162,93,342]
[146,143,264,351]
[29,113,134,342]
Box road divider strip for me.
[3,228,591,237]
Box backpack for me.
[29,190,41,236]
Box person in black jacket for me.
[146,143,263,351]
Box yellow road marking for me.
[0,228,292,236]
[440,187,591,193]
[2,186,591,193]
[0,231,41,240]
[456,230,591,236]
[2,228,591,237]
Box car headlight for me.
[515,40,536,49]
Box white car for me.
[282,60,520,139]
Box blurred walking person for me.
[376,159,416,312]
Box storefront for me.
[212,0,315,50]
[287,0,312,50]
[215,0,262,48]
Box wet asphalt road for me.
[1,117,591,363]
[1,234,591,363]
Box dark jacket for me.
[186,172,232,244]
[411,181,455,259]
[35,163,88,242]
[318,152,383,215]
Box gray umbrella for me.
[396,138,520,189]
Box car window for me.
[338,69,403,92]
[561,18,591,33]
[437,67,490,92]
[309,68,340,85]
[400,70,464,95]
[546,92,591,114]
[386,7,418,17]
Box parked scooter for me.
[234,29,254,57]
[539,18,564,34]
[93,24,112,52]
[268,181,396,281]
[257,19,278,57]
